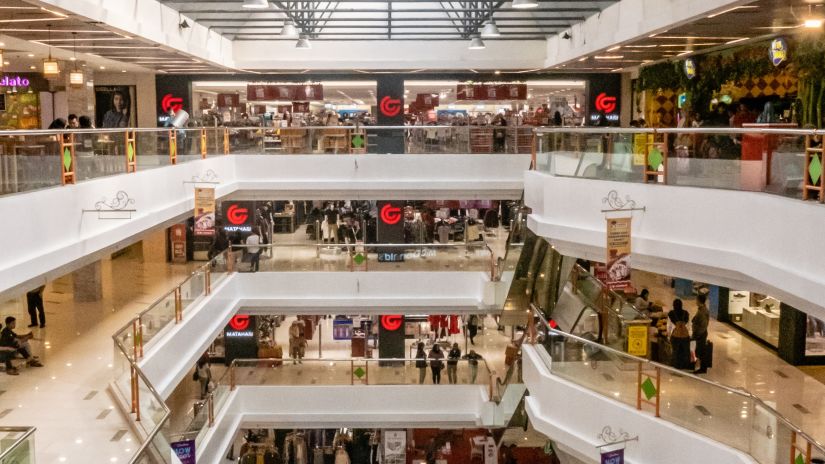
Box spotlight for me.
[296,35,311,49]
[511,0,538,9]
[468,36,486,50]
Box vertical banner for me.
[171,440,197,464]
[383,430,406,464]
[484,436,498,464]
[378,315,405,363]
[170,223,187,263]
[600,448,624,464]
[224,315,257,365]
[376,201,405,262]
[376,75,405,153]
[605,217,631,290]
[194,187,216,237]
[588,74,621,126]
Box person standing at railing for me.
[428,344,445,384]
[195,353,212,400]
[415,342,427,384]
[447,343,461,384]
[692,294,710,374]
[464,350,482,384]
[668,299,692,370]
[467,314,479,345]
[245,231,261,272]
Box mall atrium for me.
[0,0,824,463]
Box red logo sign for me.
[226,204,249,225]
[229,315,250,331]
[380,204,402,225]
[161,93,184,113]
[379,96,402,117]
[595,93,617,114]
[381,315,402,331]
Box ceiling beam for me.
[179,8,601,14]
[196,16,584,22]
[213,23,565,29]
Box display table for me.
[272,212,296,233]
[740,307,780,347]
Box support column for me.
[778,302,808,366]
[72,261,103,303]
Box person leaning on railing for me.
[463,350,483,384]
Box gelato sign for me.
[770,38,788,67]
[0,75,31,87]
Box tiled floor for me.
[0,234,198,464]
[630,270,825,448]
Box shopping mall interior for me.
[1,0,825,463]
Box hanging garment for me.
[428,315,441,333]
[449,315,461,335]
[334,449,351,464]
[411,219,427,244]
[285,433,309,464]
[313,448,325,464]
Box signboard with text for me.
[456,83,527,101]
[588,74,621,126]
[605,217,631,290]
[171,440,196,464]
[600,448,624,464]
[194,187,215,237]
[224,315,257,364]
[246,84,324,101]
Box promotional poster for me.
[95,85,136,128]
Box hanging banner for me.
[171,440,197,464]
[605,217,632,290]
[600,448,624,464]
[217,93,241,108]
[484,436,498,464]
[194,187,216,237]
[383,430,406,464]
[246,84,324,101]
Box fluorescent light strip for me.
[37,37,133,42]
[726,37,749,45]
[594,55,624,59]
[707,5,758,18]
[0,28,109,33]
[74,46,158,49]
[40,7,68,17]
[654,35,744,40]
[0,18,68,23]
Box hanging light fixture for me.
[242,0,269,8]
[281,19,299,38]
[43,24,60,77]
[69,32,83,87]
[468,36,486,50]
[481,20,500,38]
[511,0,539,9]
[295,34,311,49]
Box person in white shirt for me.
[245,232,261,272]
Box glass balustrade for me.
[0,427,36,464]
[0,125,530,198]
[530,309,825,464]
[534,127,819,203]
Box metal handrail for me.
[533,126,825,136]
[230,242,491,249]
[0,125,525,137]
[530,307,825,456]
[0,426,36,460]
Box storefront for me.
[0,72,48,130]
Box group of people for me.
[414,342,483,385]
[636,290,711,374]
[48,113,94,130]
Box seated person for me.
[1,317,43,375]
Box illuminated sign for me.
[229,315,250,331]
[227,204,249,225]
[379,96,402,117]
[381,315,403,331]
[0,76,30,87]
[770,38,788,67]
[595,93,617,114]
[380,203,402,225]
[684,58,697,80]
[161,93,184,113]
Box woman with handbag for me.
[668,299,692,370]
[415,342,427,384]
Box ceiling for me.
[159,0,619,41]
[0,0,224,73]
[562,0,825,72]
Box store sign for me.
[600,449,624,464]
[605,217,632,290]
[170,440,196,464]
[770,38,788,67]
[217,93,241,108]
[0,75,30,87]
[229,315,250,331]
[161,93,184,113]
[684,58,697,80]
[380,203,402,225]
[588,74,621,126]
[170,223,187,264]
[333,317,354,340]
[456,83,527,101]
[224,202,253,233]
[381,315,403,331]
[379,96,402,117]
[194,188,215,237]
[224,315,256,364]
[595,93,617,114]
[246,83,324,101]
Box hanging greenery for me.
[794,35,825,127]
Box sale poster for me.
[605,217,631,290]
[194,187,216,237]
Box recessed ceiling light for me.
[242,0,269,8]
[607,45,621,51]
[578,56,587,62]
[29,65,35,69]
[99,65,105,69]
[494,70,501,75]
[27,53,34,57]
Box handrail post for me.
[350,360,355,386]
[168,129,177,165]
[60,132,77,185]
[226,248,235,274]
[130,365,138,414]
[125,129,137,173]
[365,360,369,385]
[223,127,230,155]
[654,366,661,418]
[207,392,215,427]
[636,361,642,411]
[134,367,141,422]
[527,312,536,345]
[204,266,212,296]
[200,128,208,159]
[174,286,182,323]
[132,319,140,360]
[530,130,537,170]
[315,220,321,258]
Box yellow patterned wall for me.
[720,69,798,100]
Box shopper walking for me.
[289,321,303,365]
[692,294,710,374]
[245,231,261,272]
[668,299,692,370]
[467,314,479,345]
[464,350,482,383]
[415,342,427,384]
[447,342,461,384]
[26,285,46,328]
[428,344,445,384]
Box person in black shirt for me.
[26,285,46,328]
[324,203,340,244]
[1,317,43,375]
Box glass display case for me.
[728,291,781,347]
